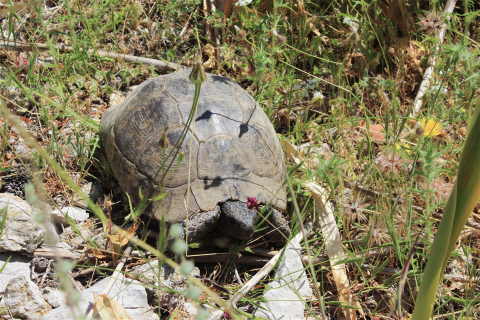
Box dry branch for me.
[410,0,456,117]
[0,41,179,71]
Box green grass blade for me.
[412,106,480,319]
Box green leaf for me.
[152,192,167,201]
[0,206,7,241]
[133,196,149,220]
[66,214,81,237]
[0,255,11,274]
[412,104,480,319]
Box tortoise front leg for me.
[261,206,291,239]
[181,206,220,243]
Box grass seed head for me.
[417,11,446,36]
[358,214,391,246]
[189,51,207,85]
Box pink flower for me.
[428,178,453,202]
[247,197,258,210]
[223,311,232,319]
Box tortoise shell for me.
[100,70,287,223]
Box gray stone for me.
[42,287,66,308]
[51,207,89,226]
[4,276,52,319]
[184,302,223,320]
[72,181,104,208]
[0,253,31,294]
[41,276,158,320]
[254,238,312,320]
[130,260,200,287]
[0,194,45,253]
[89,182,104,203]
[130,261,201,311]
[328,127,338,138]
[14,139,34,158]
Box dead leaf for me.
[358,120,386,143]
[203,43,216,70]
[223,0,233,17]
[306,17,321,36]
[109,220,141,247]
[88,248,109,260]
[93,292,133,320]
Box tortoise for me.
[100,70,289,242]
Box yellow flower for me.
[395,142,413,155]
[420,118,441,137]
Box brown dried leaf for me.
[306,17,321,36]
[109,220,141,247]
[93,293,133,320]
[203,43,216,70]
[358,121,386,143]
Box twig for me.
[71,262,113,278]
[232,261,243,285]
[179,8,198,37]
[0,41,179,71]
[40,260,53,285]
[68,271,85,291]
[410,0,456,117]
[85,244,133,320]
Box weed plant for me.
[0,0,479,319]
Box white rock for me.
[42,287,66,308]
[0,253,31,294]
[41,276,158,320]
[0,194,45,253]
[51,207,89,226]
[4,276,52,319]
[255,238,312,320]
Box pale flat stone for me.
[0,253,31,294]
[4,276,52,320]
[0,194,45,253]
[255,238,312,320]
[41,275,158,320]
[42,287,66,308]
[51,207,89,226]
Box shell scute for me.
[198,136,252,180]
[178,98,244,141]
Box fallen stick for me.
[410,0,456,117]
[0,41,179,71]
